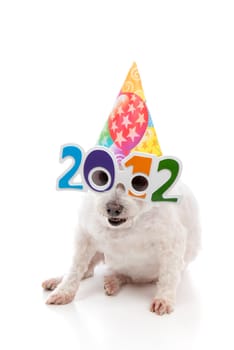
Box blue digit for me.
[57,145,83,190]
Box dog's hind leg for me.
[42,277,63,291]
[104,274,131,296]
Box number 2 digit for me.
[57,145,83,190]
[151,158,180,202]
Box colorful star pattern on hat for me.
[97,62,162,164]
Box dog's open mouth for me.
[108,218,127,226]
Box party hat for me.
[97,62,162,164]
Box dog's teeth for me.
[108,217,127,226]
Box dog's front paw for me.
[104,275,122,296]
[150,298,174,316]
[46,290,76,305]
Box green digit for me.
[151,158,180,202]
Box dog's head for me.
[93,183,152,230]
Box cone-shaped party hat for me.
[97,62,162,164]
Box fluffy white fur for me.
[42,182,201,315]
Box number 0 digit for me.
[83,148,116,192]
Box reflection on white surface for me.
[2,223,233,350]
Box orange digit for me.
[124,155,152,199]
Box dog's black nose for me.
[106,202,123,217]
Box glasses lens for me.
[131,175,148,192]
[92,170,109,186]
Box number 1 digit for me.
[123,154,152,199]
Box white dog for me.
[42,182,201,315]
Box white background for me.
[0,1,234,349]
